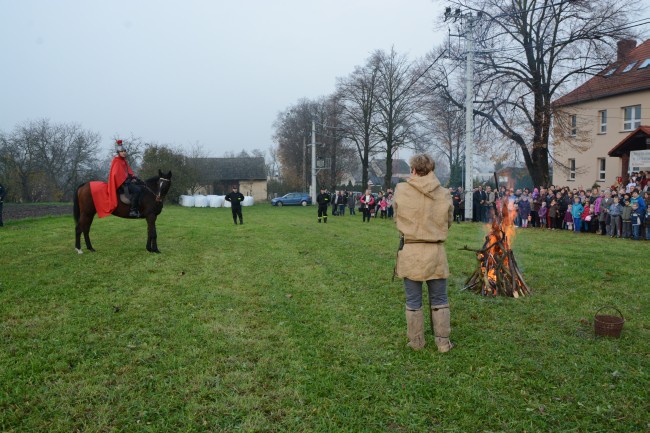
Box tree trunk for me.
[384,143,393,190]
[529,145,550,187]
[361,137,370,191]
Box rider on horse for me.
[109,140,143,217]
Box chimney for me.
[617,39,636,62]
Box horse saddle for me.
[118,186,132,205]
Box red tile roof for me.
[553,40,650,107]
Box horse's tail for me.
[73,183,83,223]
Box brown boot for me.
[431,304,454,353]
[405,308,425,350]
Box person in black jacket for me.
[225,185,245,224]
[0,182,6,227]
[452,186,464,223]
[316,187,330,223]
[472,186,481,222]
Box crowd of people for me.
[316,188,396,223]
[450,171,650,240]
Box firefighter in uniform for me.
[225,185,245,224]
[316,187,330,223]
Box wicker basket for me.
[594,306,625,338]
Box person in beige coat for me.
[394,154,454,352]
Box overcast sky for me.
[1,0,448,157]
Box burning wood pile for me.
[463,199,531,298]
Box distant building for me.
[552,39,650,187]
[476,172,495,184]
[368,159,411,187]
[191,157,267,202]
[342,158,411,189]
[496,167,534,191]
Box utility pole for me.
[445,7,480,221]
[311,120,316,204]
[464,15,475,222]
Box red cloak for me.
[90,156,135,218]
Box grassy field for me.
[0,204,647,432]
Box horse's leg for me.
[146,215,159,253]
[82,213,97,252]
[75,220,84,254]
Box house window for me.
[622,61,637,73]
[599,110,607,133]
[597,158,606,181]
[569,158,576,180]
[623,105,641,131]
[570,114,577,136]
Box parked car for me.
[271,192,312,207]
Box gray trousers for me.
[404,278,448,310]
[610,215,621,236]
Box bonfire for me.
[463,198,531,298]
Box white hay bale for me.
[179,195,195,207]
[242,196,254,206]
[207,195,223,207]
[194,195,208,207]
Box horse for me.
[74,170,172,254]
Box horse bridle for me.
[144,177,171,202]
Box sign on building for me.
[629,150,650,171]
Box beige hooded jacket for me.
[394,171,453,281]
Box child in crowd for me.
[538,201,548,228]
[571,196,584,233]
[608,197,622,238]
[518,195,531,228]
[600,191,613,236]
[379,195,388,219]
[564,204,573,231]
[580,203,592,232]
[630,203,642,240]
[621,199,632,238]
[548,199,558,230]
[589,205,599,232]
[386,193,394,218]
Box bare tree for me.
[373,47,422,190]
[0,123,39,201]
[319,94,355,190]
[421,91,466,187]
[437,0,639,187]
[250,149,265,159]
[336,58,382,190]
[0,119,101,201]
[272,97,351,191]
[272,99,315,190]
[267,145,280,180]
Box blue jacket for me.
[571,202,584,219]
[631,196,646,213]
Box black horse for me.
[74,170,172,254]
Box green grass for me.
[0,205,648,432]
